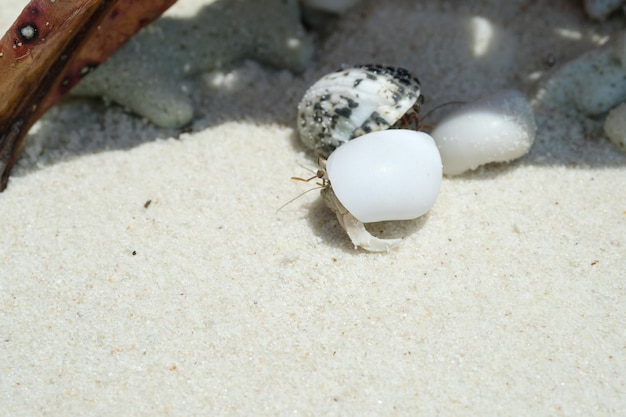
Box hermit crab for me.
[297,64,424,157]
[305,129,442,252]
[294,65,538,250]
[295,65,443,251]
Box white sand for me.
[0,0,625,415]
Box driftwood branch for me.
[0,0,176,191]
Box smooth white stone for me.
[430,90,536,176]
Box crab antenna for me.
[276,185,323,213]
[421,100,466,123]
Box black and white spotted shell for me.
[297,64,422,157]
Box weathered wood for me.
[0,0,176,191]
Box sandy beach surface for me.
[1,0,625,415]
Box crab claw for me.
[322,187,401,252]
[337,210,403,252]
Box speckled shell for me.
[297,64,422,157]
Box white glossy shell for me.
[297,65,422,157]
[325,129,442,224]
[430,89,536,176]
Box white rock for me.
[535,34,626,115]
[430,90,536,176]
[570,49,626,115]
[604,103,626,152]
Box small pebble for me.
[430,89,536,176]
[604,103,626,152]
